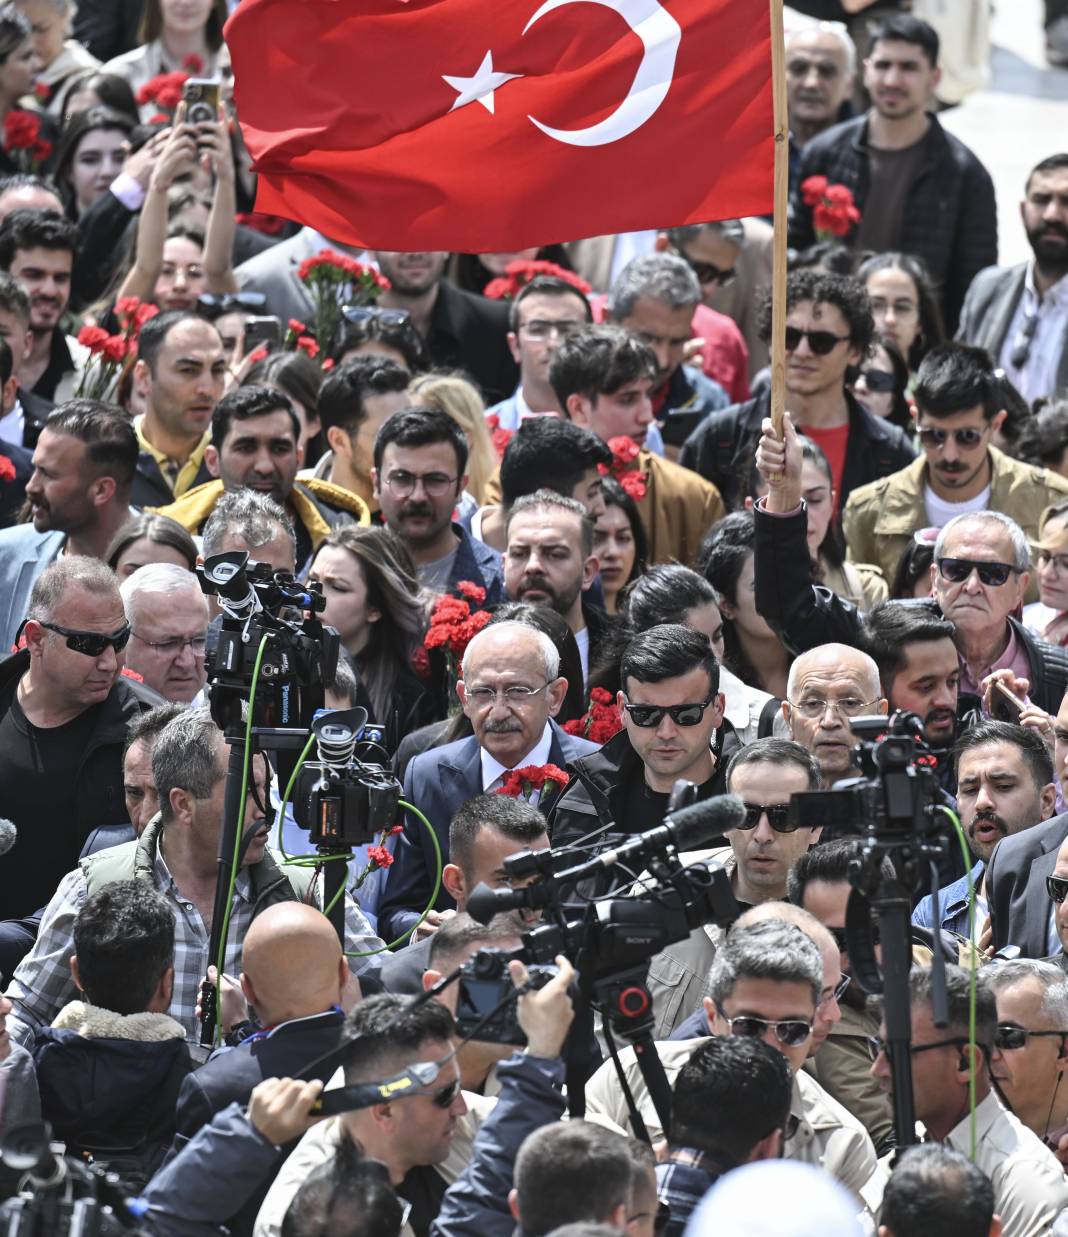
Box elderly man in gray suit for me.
[957,153,1068,405]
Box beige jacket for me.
[583,1036,885,1213]
[946,1091,1068,1237]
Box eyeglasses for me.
[131,631,207,656]
[869,296,918,321]
[916,425,987,450]
[464,683,551,708]
[995,1023,1068,1051]
[784,327,850,355]
[342,305,412,328]
[788,696,876,720]
[382,470,458,498]
[519,319,584,340]
[936,557,1021,588]
[1038,550,1068,574]
[1047,875,1068,904]
[868,1035,975,1058]
[715,1001,813,1048]
[680,255,735,287]
[621,697,715,728]
[1010,312,1039,370]
[38,621,131,657]
[820,974,852,1007]
[738,802,803,833]
[829,924,880,952]
[859,367,896,393]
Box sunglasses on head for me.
[936,558,1020,587]
[860,368,896,393]
[622,697,714,728]
[197,292,267,315]
[38,621,131,657]
[342,305,412,328]
[784,327,850,355]
[737,802,803,833]
[995,1023,1068,1051]
[1048,875,1068,904]
[715,1001,813,1048]
[916,426,986,449]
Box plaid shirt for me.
[6,846,382,1049]
[656,1147,737,1237]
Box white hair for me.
[986,959,1068,1025]
[933,511,1031,573]
[785,20,857,75]
[786,643,881,702]
[460,620,561,682]
[120,563,205,625]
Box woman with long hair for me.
[0,7,40,171]
[308,525,437,750]
[857,252,945,375]
[105,512,198,578]
[593,476,647,615]
[53,106,133,220]
[242,349,324,458]
[852,334,911,435]
[407,371,497,506]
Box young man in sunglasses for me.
[844,343,1068,592]
[871,966,1068,1229]
[679,270,914,514]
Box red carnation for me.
[590,687,614,706]
[456,580,486,604]
[182,53,204,74]
[102,335,128,362]
[800,175,829,206]
[0,454,15,483]
[288,318,308,335]
[366,844,394,868]
[296,335,320,358]
[77,325,110,353]
[3,110,39,150]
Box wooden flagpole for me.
[769,0,788,438]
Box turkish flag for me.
[226,0,773,251]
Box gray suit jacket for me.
[234,229,318,325]
[0,526,64,653]
[987,813,1068,956]
[957,262,1068,396]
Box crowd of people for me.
[0,0,1066,1234]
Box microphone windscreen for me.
[667,794,747,851]
[0,818,16,856]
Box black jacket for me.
[678,388,914,514]
[0,437,31,527]
[426,281,518,406]
[71,0,141,62]
[788,113,997,332]
[752,502,1068,715]
[986,813,1068,955]
[130,451,214,513]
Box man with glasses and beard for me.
[959,154,1068,406]
[845,344,1068,589]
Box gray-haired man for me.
[121,563,209,703]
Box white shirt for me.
[479,721,554,794]
[924,481,991,528]
[0,400,22,445]
[1023,600,1061,637]
[999,264,1068,405]
[574,626,590,686]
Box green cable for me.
[938,802,978,1161]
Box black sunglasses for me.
[738,802,803,833]
[39,621,131,657]
[683,256,735,287]
[1048,875,1068,904]
[424,1076,462,1109]
[995,1023,1068,1051]
[917,426,986,449]
[784,327,850,355]
[197,291,267,316]
[342,305,412,328]
[622,697,714,728]
[937,557,1021,587]
[860,368,896,393]
[869,1034,976,1058]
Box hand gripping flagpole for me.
[769,0,788,441]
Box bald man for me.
[783,644,888,788]
[167,904,352,1236]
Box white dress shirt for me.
[480,721,554,795]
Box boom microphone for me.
[0,819,16,856]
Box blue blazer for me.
[377,721,599,943]
[0,525,64,653]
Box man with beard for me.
[914,721,1057,938]
[958,154,1068,405]
[845,346,1068,589]
[0,400,136,651]
[157,386,369,574]
[0,209,86,403]
[374,250,517,404]
[503,490,603,685]
[372,405,503,602]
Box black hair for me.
[548,324,657,412]
[0,335,10,384]
[952,719,1054,791]
[340,993,455,1085]
[726,737,821,794]
[625,564,717,631]
[1026,153,1068,195]
[44,399,138,491]
[136,309,215,373]
[319,355,410,437]
[758,270,874,356]
[670,1037,793,1162]
[861,601,956,691]
[0,173,59,203]
[211,384,300,449]
[989,369,1033,447]
[914,343,1002,422]
[868,13,940,66]
[857,253,945,371]
[0,208,78,270]
[859,333,912,433]
[427,912,524,975]
[105,513,198,574]
[880,1143,995,1237]
[499,416,611,508]
[514,1122,633,1237]
[333,311,429,371]
[73,880,174,1015]
[891,536,936,599]
[696,510,772,688]
[281,1144,404,1237]
[242,350,324,419]
[0,269,29,326]
[788,837,863,904]
[122,700,186,764]
[598,474,647,585]
[508,274,593,333]
[788,242,857,277]
[1014,400,1068,471]
[448,793,548,880]
[0,4,30,61]
[620,623,719,698]
[63,71,140,125]
[53,108,134,219]
[372,405,468,476]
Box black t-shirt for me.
[619,772,725,842]
[0,680,102,919]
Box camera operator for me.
[584,918,883,1211]
[870,966,1068,1233]
[380,794,548,996]
[202,489,299,575]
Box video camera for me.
[455,949,560,1045]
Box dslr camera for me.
[455,948,559,1045]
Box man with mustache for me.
[913,721,1056,938]
[844,343,1068,594]
[958,154,1068,406]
